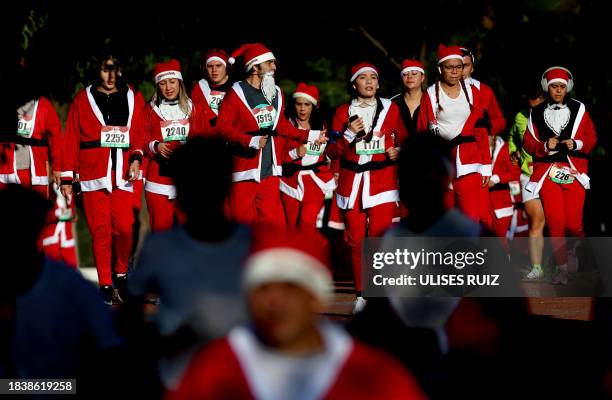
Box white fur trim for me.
[228,57,235,64]
[494,206,514,219]
[480,164,492,177]
[245,52,275,71]
[401,66,425,76]
[350,66,378,82]
[490,174,500,184]
[244,248,332,304]
[149,140,159,154]
[155,70,183,84]
[249,136,262,150]
[546,78,568,87]
[328,220,346,230]
[293,91,318,106]
[575,139,583,151]
[206,56,226,66]
[60,171,74,179]
[144,180,176,199]
[438,54,463,64]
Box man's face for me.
[548,83,568,104]
[158,78,180,101]
[461,56,473,80]
[206,61,227,85]
[99,59,120,91]
[353,72,378,98]
[401,70,424,91]
[256,60,277,75]
[440,60,464,85]
[248,282,321,348]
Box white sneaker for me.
[352,296,367,314]
[525,265,544,280]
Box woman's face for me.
[159,78,180,101]
[353,72,378,98]
[548,83,567,104]
[402,70,424,91]
[295,98,313,122]
[440,60,463,85]
[99,59,120,91]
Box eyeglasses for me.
[442,64,464,72]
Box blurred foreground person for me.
[168,229,426,400]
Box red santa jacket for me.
[417,82,492,179]
[326,98,407,210]
[1,97,62,186]
[167,324,426,400]
[143,100,210,198]
[488,137,520,219]
[280,120,335,201]
[523,98,597,196]
[61,86,145,193]
[217,82,322,182]
[469,78,506,136]
[191,79,228,136]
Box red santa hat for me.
[228,43,275,71]
[541,66,574,91]
[293,83,320,106]
[400,59,425,76]
[154,59,182,84]
[243,228,333,304]
[203,49,229,67]
[437,44,464,64]
[350,62,379,82]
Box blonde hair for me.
[152,79,192,117]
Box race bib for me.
[17,115,34,137]
[252,104,276,129]
[356,133,385,155]
[209,90,225,112]
[100,126,130,148]
[548,163,576,185]
[161,119,190,142]
[306,141,326,156]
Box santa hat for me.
[228,43,275,71]
[243,228,333,304]
[293,83,320,106]
[203,49,229,67]
[400,59,425,76]
[437,44,463,64]
[541,66,574,91]
[154,59,182,84]
[350,62,379,82]
[459,46,476,63]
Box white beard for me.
[261,72,277,104]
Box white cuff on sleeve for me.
[343,129,356,143]
[60,171,74,179]
[308,130,321,143]
[149,141,159,154]
[249,136,262,150]
[490,174,500,184]
[480,164,492,177]
[289,149,300,160]
[574,140,583,151]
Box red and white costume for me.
[218,43,322,227]
[487,137,520,238]
[144,60,211,232]
[280,83,336,232]
[61,85,145,286]
[1,96,63,198]
[326,63,408,292]
[40,184,77,268]
[523,68,596,266]
[417,45,492,222]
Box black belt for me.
[448,135,476,147]
[489,183,509,192]
[340,158,394,173]
[0,135,48,147]
[246,128,277,137]
[534,151,590,163]
[80,140,102,149]
[282,161,327,177]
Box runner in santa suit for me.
[217,43,327,228]
[143,59,210,232]
[280,83,335,236]
[1,60,62,198]
[391,59,426,136]
[326,62,407,314]
[60,52,144,304]
[461,46,506,232]
[417,45,492,223]
[40,183,78,268]
[486,135,520,240]
[191,49,232,135]
[167,230,426,400]
[523,66,596,285]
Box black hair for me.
[87,46,126,88]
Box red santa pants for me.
[145,191,186,233]
[226,176,286,229]
[453,173,482,222]
[0,169,49,198]
[342,194,396,293]
[480,185,493,232]
[281,175,326,229]
[82,182,134,287]
[539,176,585,266]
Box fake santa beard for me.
[261,72,277,104]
